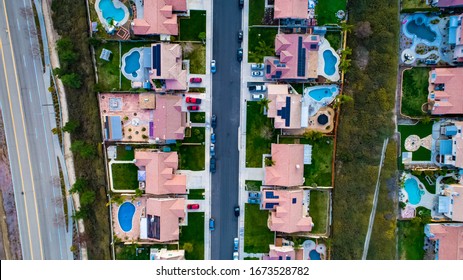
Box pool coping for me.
[318,39,340,82]
[117,201,136,233]
[302,85,340,117]
[95,0,130,33]
[121,47,145,83]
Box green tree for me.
[198,32,206,44]
[80,191,96,206]
[134,188,143,198]
[51,127,60,135]
[421,115,432,124]
[72,209,89,220]
[62,120,79,133]
[303,130,323,142]
[183,242,194,253]
[264,157,275,166]
[61,73,82,89]
[340,21,354,32]
[71,140,95,159]
[69,178,87,194]
[257,97,271,113]
[333,94,354,109]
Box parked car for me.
[234,237,239,251]
[248,198,259,204]
[251,71,264,77]
[249,85,267,92]
[237,48,243,62]
[251,63,265,70]
[211,114,217,128]
[189,77,202,83]
[187,105,200,111]
[209,218,215,231]
[252,93,264,100]
[238,30,243,43]
[238,0,244,8]
[211,133,216,144]
[210,156,216,173]
[249,192,261,199]
[211,60,217,73]
[210,143,215,157]
[234,206,240,217]
[187,204,200,210]
[186,97,202,104]
[233,251,239,260]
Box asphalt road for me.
[210,0,242,260]
[0,0,72,259]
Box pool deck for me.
[121,47,145,82]
[302,85,339,117]
[112,198,146,241]
[95,0,130,32]
[318,39,340,82]
[399,174,435,218]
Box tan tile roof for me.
[265,144,304,187]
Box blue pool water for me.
[309,250,321,260]
[323,50,337,76]
[308,86,337,101]
[118,202,135,232]
[99,0,126,22]
[406,18,437,43]
[124,51,140,78]
[404,178,422,205]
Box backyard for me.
[115,243,178,260]
[325,32,342,50]
[401,0,432,10]
[183,127,205,144]
[180,212,205,260]
[120,41,152,90]
[188,189,205,200]
[116,145,135,161]
[309,190,330,235]
[179,10,206,41]
[183,43,206,74]
[245,180,262,192]
[279,137,334,187]
[248,27,278,63]
[246,102,276,167]
[398,122,433,162]
[249,0,265,26]
[179,145,205,171]
[315,0,347,26]
[398,220,424,260]
[401,67,430,117]
[190,112,206,123]
[95,42,120,91]
[244,204,274,253]
[111,163,139,190]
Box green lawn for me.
[246,102,276,167]
[183,43,206,74]
[179,145,205,171]
[325,32,342,50]
[188,189,205,200]
[249,0,265,26]
[116,145,134,161]
[398,122,432,162]
[244,257,260,260]
[401,0,431,10]
[244,204,274,253]
[111,163,139,190]
[245,180,262,192]
[398,220,424,260]
[115,244,178,260]
[190,112,206,123]
[309,190,330,234]
[412,171,436,194]
[95,42,120,91]
[179,10,206,41]
[402,68,430,117]
[183,127,205,143]
[248,27,278,63]
[315,0,347,25]
[180,212,205,260]
[290,83,305,95]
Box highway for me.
[0,0,72,259]
[210,0,242,259]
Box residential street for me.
[0,0,72,259]
[210,0,242,260]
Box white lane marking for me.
[48,231,52,242]
[35,127,38,139]
[39,163,43,174]
[29,90,32,103]
[22,54,26,67]
[16,18,20,31]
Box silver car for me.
[251,71,264,77]
[251,63,265,70]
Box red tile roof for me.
[132,0,187,35]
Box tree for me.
[198,32,206,44]
[80,191,96,206]
[339,58,352,72]
[48,86,56,93]
[421,115,432,124]
[257,97,271,113]
[264,157,275,166]
[333,94,354,109]
[303,130,323,142]
[340,21,354,33]
[183,242,194,253]
[72,209,89,220]
[88,37,101,48]
[71,140,95,159]
[354,21,373,39]
[70,178,87,194]
[61,73,82,89]
[134,188,143,198]
[341,46,352,57]
[51,127,60,135]
[62,120,79,133]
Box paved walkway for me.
[243,168,264,181]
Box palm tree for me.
[339,58,352,72]
[264,157,275,166]
[340,21,354,33]
[303,130,323,142]
[333,94,354,109]
[341,46,352,57]
[257,97,271,113]
[421,115,432,124]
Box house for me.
[149,43,187,91]
[429,0,463,8]
[267,84,302,129]
[261,188,313,233]
[437,184,463,222]
[150,248,185,260]
[140,198,185,242]
[265,34,320,81]
[428,68,463,115]
[424,223,463,260]
[448,14,463,63]
[99,93,187,142]
[433,121,463,168]
[263,245,297,260]
[265,144,304,187]
[132,0,187,36]
[274,0,308,19]
[134,150,187,195]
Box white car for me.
[233,251,239,260]
[251,71,264,77]
[252,94,264,100]
[251,63,265,70]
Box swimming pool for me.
[124,51,141,78]
[404,178,422,205]
[98,0,126,22]
[308,86,338,101]
[118,202,135,232]
[323,50,337,76]
[309,250,321,260]
[405,16,437,43]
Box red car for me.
[187,204,200,210]
[187,105,200,111]
[190,77,202,83]
[186,97,202,104]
